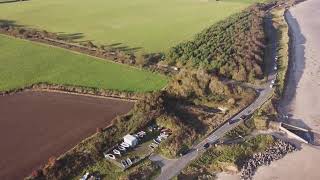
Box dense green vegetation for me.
[179,135,274,179]
[154,68,257,158]
[272,9,290,96]
[167,5,266,82]
[0,35,167,92]
[0,0,261,52]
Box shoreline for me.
[217,0,320,179]
[280,0,320,132]
[255,0,320,179]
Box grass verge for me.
[273,9,290,96]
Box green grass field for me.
[0,35,167,92]
[0,0,261,52]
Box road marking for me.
[208,135,217,142]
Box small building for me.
[123,134,138,147]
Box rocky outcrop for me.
[240,139,297,180]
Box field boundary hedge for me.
[0,82,142,101]
[0,25,168,74]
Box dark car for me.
[240,113,252,120]
[240,114,248,120]
[203,143,210,149]
[179,144,190,156]
[228,118,241,124]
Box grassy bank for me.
[0,35,167,92]
[179,135,274,179]
[273,9,290,96]
[0,0,261,52]
[72,159,160,180]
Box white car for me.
[104,153,116,160]
[113,149,121,155]
[80,172,90,180]
[121,142,130,148]
[118,146,126,151]
[271,80,275,84]
[274,66,277,70]
[153,139,161,145]
[270,84,273,88]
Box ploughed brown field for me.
[0,91,134,180]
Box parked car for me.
[156,136,162,141]
[271,80,275,84]
[80,172,90,180]
[240,114,248,120]
[121,160,128,168]
[228,118,241,124]
[126,158,133,166]
[104,153,116,160]
[179,148,189,156]
[203,143,210,149]
[121,142,130,148]
[153,139,161,145]
[270,84,273,88]
[118,146,126,151]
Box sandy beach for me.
[255,0,320,179]
[218,0,320,179]
[281,0,320,132]
[254,144,320,180]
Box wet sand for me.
[281,0,320,132]
[0,91,133,180]
[254,144,320,180]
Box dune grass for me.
[0,35,167,92]
[0,0,261,52]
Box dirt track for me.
[0,91,134,180]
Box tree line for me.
[167,5,267,82]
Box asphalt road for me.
[153,12,278,180]
[153,81,275,180]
